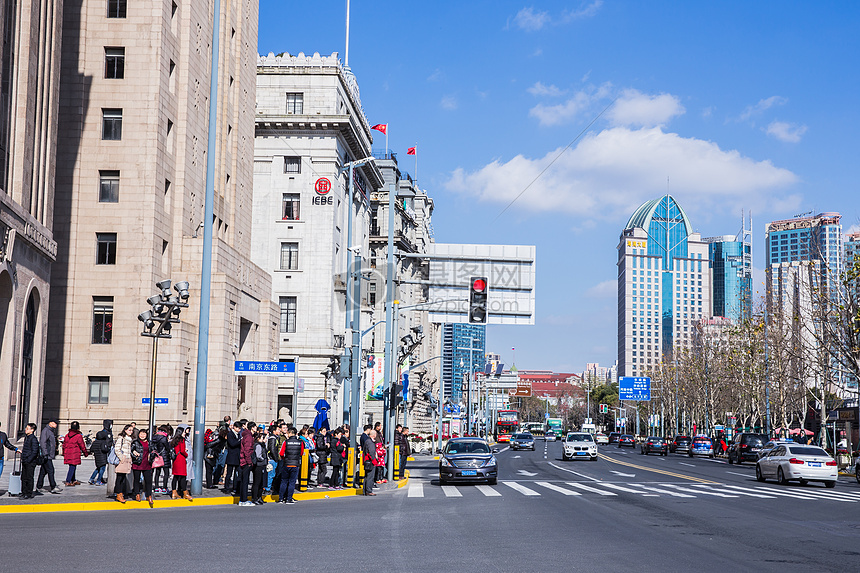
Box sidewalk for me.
[0,457,408,513]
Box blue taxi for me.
[689,436,714,458]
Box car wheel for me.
[736,458,742,466]
[856,466,860,484]
[662,452,667,457]
[439,478,447,486]
[777,467,788,485]
[488,478,497,485]
[755,464,765,482]
[591,456,598,461]
[825,480,836,489]
[728,454,734,465]
[799,479,808,486]
[709,454,714,459]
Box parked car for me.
[509,433,536,451]
[594,433,609,445]
[439,438,498,485]
[670,435,692,454]
[689,436,714,458]
[640,436,668,456]
[563,433,598,461]
[608,432,622,444]
[756,444,837,488]
[728,433,767,465]
[617,434,636,448]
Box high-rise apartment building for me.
[617,195,712,377]
[845,232,859,298]
[766,212,842,293]
[706,223,752,323]
[441,323,486,401]
[0,1,63,437]
[46,1,278,430]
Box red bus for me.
[495,410,519,442]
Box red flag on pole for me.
[371,124,387,134]
[407,146,416,155]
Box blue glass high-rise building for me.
[441,323,486,401]
[707,230,752,323]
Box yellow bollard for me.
[394,445,400,480]
[346,447,355,488]
[356,448,365,490]
[299,450,309,492]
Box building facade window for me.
[285,93,303,114]
[104,47,125,78]
[107,0,127,18]
[282,193,300,220]
[99,170,120,202]
[102,109,122,140]
[92,296,114,344]
[279,296,296,333]
[88,376,110,404]
[280,242,298,270]
[96,233,117,264]
[284,156,301,174]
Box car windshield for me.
[694,439,711,445]
[788,446,827,456]
[745,436,765,446]
[514,434,532,440]
[675,436,690,442]
[622,435,633,439]
[445,441,490,455]
[567,434,592,442]
[648,437,663,442]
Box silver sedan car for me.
[756,444,837,488]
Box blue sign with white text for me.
[619,377,651,401]
[142,398,169,404]
[234,361,296,375]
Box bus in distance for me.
[495,410,519,442]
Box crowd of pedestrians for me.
[3,416,413,506]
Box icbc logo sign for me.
[315,178,331,195]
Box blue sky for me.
[258,1,860,373]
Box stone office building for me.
[45,0,278,431]
[0,0,63,437]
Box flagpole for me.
[386,129,389,157]
[414,142,418,185]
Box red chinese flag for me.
[371,124,387,135]
[407,147,416,155]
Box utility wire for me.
[493,97,619,222]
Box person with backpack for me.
[20,423,40,499]
[151,425,172,494]
[36,419,60,493]
[131,428,154,505]
[113,424,134,503]
[266,424,282,495]
[170,426,191,500]
[204,427,225,489]
[88,429,110,485]
[278,427,303,504]
[250,431,269,505]
[315,427,330,488]
[328,428,344,488]
[62,421,89,487]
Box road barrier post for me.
[394,445,400,480]
[356,449,365,489]
[298,451,309,492]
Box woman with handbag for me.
[62,421,89,486]
[171,426,192,500]
[131,428,154,506]
[151,425,171,494]
[113,424,134,503]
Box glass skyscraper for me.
[441,323,486,401]
[707,234,752,323]
[766,212,842,293]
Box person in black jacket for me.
[204,427,225,489]
[278,428,303,504]
[20,423,39,499]
[223,421,243,494]
[0,421,19,485]
[361,429,378,496]
[88,430,110,485]
[328,428,344,488]
[315,427,329,488]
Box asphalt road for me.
[2,440,859,572]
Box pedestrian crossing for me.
[404,480,860,503]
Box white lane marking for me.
[503,481,541,496]
[441,486,461,497]
[517,470,538,477]
[601,483,652,495]
[496,446,510,453]
[535,481,581,496]
[628,484,695,498]
[547,462,602,482]
[407,483,424,498]
[679,462,696,467]
[690,484,774,499]
[719,484,817,500]
[611,471,636,477]
[725,471,750,477]
[761,487,858,503]
[566,482,617,496]
[513,455,521,459]
[476,485,502,497]
[662,484,738,498]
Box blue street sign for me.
[402,373,409,400]
[234,361,295,376]
[619,377,651,401]
[142,398,169,404]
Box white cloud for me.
[739,96,788,121]
[562,0,603,21]
[440,95,458,111]
[765,120,808,143]
[427,68,443,82]
[446,126,798,218]
[586,279,616,298]
[527,82,565,97]
[513,7,550,31]
[528,83,611,126]
[607,89,685,128]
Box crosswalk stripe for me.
[476,485,502,497]
[441,486,461,497]
[565,482,617,496]
[601,483,651,495]
[503,481,541,496]
[535,482,581,496]
[689,484,774,498]
[407,483,424,498]
[754,487,858,503]
[628,484,695,498]
[720,484,817,500]
[661,484,738,498]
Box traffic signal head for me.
[391,383,404,409]
[468,276,488,324]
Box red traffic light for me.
[472,278,487,292]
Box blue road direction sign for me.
[142,398,169,404]
[619,377,651,401]
[234,361,296,376]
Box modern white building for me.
[617,195,713,377]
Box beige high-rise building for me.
[45,0,277,431]
[0,0,63,438]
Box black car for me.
[617,434,636,448]
[439,438,498,485]
[640,436,668,456]
[670,435,692,454]
[728,433,767,465]
[608,432,622,444]
[510,432,536,451]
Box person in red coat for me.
[238,422,256,505]
[62,421,88,486]
[170,426,192,500]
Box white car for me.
[756,444,837,488]
[594,433,609,445]
[545,431,557,442]
[562,433,598,461]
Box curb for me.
[396,470,410,488]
